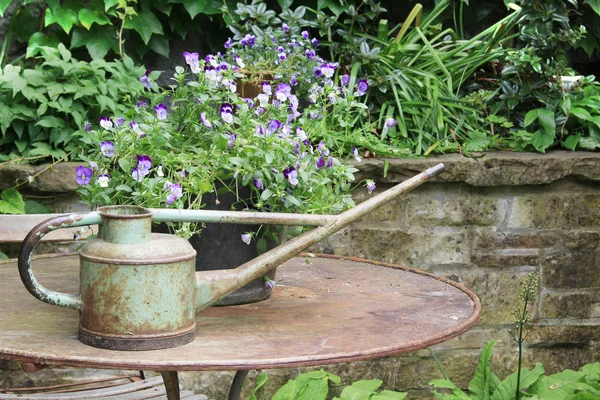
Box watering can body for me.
[18,164,445,351]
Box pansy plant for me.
[76,22,377,243]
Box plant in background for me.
[0,44,159,160]
[248,369,407,400]
[0,0,228,65]
[75,44,360,246]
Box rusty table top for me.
[0,254,480,371]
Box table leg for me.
[160,371,180,400]
[228,370,249,400]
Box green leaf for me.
[148,34,170,58]
[24,200,51,214]
[104,0,119,11]
[256,237,267,255]
[469,341,498,400]
[277,0,293,9]
[71,26,118,59]
[531,130,555,153]
[11,76,27,98]
[537,109,556,133]
[317,0,345,17]
[118,158,131,173]
[562,135,581,151]
[372,391,407,400]
[35,116,66,128]
[57,43,71,61]
[45,6,79,34]
[571,107,593,121]
[0,0,12,17]
[78,8,111,30]
[490,363,544,400]
[272,380,296,400]
[115,184,133,192]
[26,32,60,58]
[0,252,8,261]
[0,188,25,215]
[124,9,163,44]
[585,0,600,15]
[248,372,268,400]
[523,109,538,127]
[261,188,273,201]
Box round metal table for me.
[0,254,480,399]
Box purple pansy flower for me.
[352,146,362,163]
[165,182,183,206]
[227,133,237,148]
[84,121,91,132]
[262,82,272,95]
[367,180,376,194]
[253,178,264,190]
[242,34,256,47]
[311,37,319,46]
[315,157,325,169]
[99,116,112,129]
[256,125,266,135]
[385,118,398,127]
[318,141,330,156]
[154,104,167,120]
[183,52,199,65]
[224,37,233,49]
[306,49,315,60]
[140,70,152,89]
[75,166,93,185]
[282,23,290,33]
[114,117,126,127]
[326,157,333,168]
[220,103,234,123]
[356,78,368,96]
[241,233,252,245]
[266,119,281,136]
[89,161,98,170]
[301,30,309,39]
[283,167,298,186]
[180,170,186,178]
[314,66,323,78]
[278,52,287,61]
[341,74,350,86]
[296,127,307,141]
[130,121,146,138]
[290,76,298,86]
[265,279,276,290]
[274,83,291,102]
[132,155,152,182]
[100,141,115,157]
[135,101,147,111]
[200,112,212,128]
[320,63,337,78]
[233,55,245,69]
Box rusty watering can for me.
[18,164,444,351]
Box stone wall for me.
[1,151,600,399]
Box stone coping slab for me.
[1,151,599,192]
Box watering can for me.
[18,164,444,351]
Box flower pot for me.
[237,71,274,99]
[154,186,277,306]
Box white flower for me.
[241,233,252,245]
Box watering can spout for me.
[194,163,446,312]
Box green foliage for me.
[0,45,155,160]
[0,0,228,65]
[250,370,407,400]
[0,188,24,214]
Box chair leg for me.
[160,371,180,400]
[228,370,249,400]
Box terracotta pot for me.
[237,71,274,99]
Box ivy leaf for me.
[0,189,25,215]
[0,0,12,17]
[537,109,556,133]
[45,6,79,34]
[124,9,163,44]
[562,135,581,151]
[148,34,169,58]
[71,26,118,59]
[24,200,51,214]
[11,76,28,97]
[26,32,60,58]
[78,8,111,30]
[523,109,538,127]
[585,0,600,15]
[531,130,555,153]
[104,0,119,11]
[169,0,220,18]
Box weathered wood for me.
[0,215,96,243]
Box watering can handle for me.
[18,212,102,311]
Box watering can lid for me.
[80,233,196,265]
